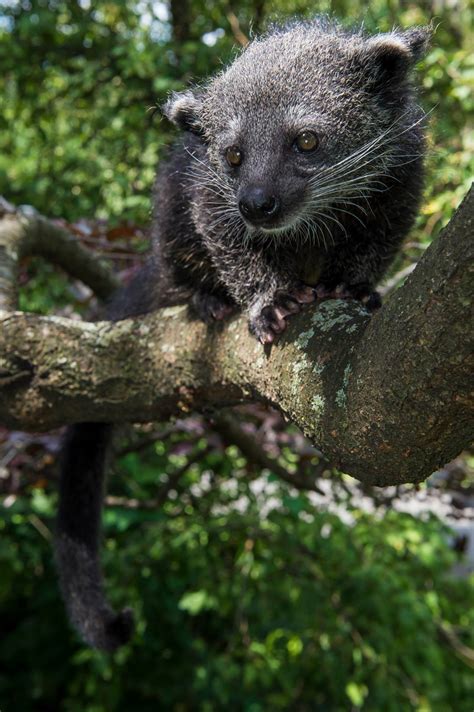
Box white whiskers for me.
[182,107,429,249]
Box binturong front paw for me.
[248,285,316,344]
[191,290,236,323]
[314,282,382,312]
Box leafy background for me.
[0,0,473,710]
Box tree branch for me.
[211,410,327,493]
[0,189,472,486]
[0,199,118,309]
[226,8,250,47]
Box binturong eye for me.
[225,146,243,167]
[294,130,319,153]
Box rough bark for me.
[0,189,472,486]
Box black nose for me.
[238,188,280,224]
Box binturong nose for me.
[238,187,281,225]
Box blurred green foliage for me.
[0,0,472,232]
[0,0,473,710]
[1,440,473,711]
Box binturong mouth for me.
[243,212,303,236]
[258,222,297,234]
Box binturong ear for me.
[361,26,432,85]
[162,90,204,135]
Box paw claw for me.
[315,284,331,299]
[362,291,382,311]
[249,283,316,343]
[273,306,290,321]
[315,282,382,310]
[191,291,235,323]
[294,285,316,304]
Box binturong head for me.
[163,19,431,238]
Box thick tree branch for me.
[0,199,118,309]
[0,189,472,486]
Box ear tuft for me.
[363,26,431,84]
[400,25,432,62]
[162,90,203,134]
[367,35,411,78]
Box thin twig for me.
[226,9,249,46]
[379,263,417,296]
[211,410,327,494]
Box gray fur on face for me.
[155,17,431,342]
[164,20,430,238]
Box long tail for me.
[55,422,134,651]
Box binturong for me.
[55,17,431,650]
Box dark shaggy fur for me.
[56,18,430,649]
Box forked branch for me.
[0,188,472,486]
